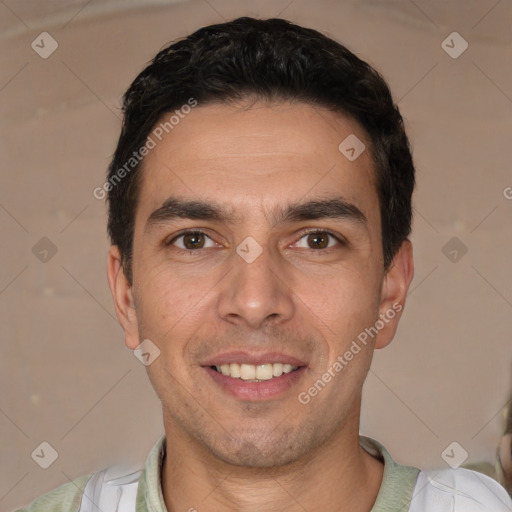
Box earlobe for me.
[107,246,140,350]
[374,240,414,350]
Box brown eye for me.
[170,231,215,251]
[306,232,330,249]
[293,230,344,251]
[182,232,205,249]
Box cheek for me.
[298,265,381,362]
[136,266,220,364]
[135,267,191,337]
[302,262,380,317]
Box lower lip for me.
[203,366,307,401]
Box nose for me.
[216,242,295,330]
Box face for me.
[108,100,413,468]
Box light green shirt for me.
[14,435,422,511]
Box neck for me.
[161,414,384,512]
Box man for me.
[17,16,512,512]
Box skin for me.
[499,433,512,491]
[108,99,414,511]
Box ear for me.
[107,246,140,350]
[374,239,414,350]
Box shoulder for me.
[410,467,512,511]
[13,474,91,512]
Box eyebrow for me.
[145,196,367,231]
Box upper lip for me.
[201,351,307,367]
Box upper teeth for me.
[215,363,298,381]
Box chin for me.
[204,425,322,469]
[216,442,301,468]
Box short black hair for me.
[106,16,415,283]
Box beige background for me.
[1,0,511,510]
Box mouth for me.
[201,353,308,401]
[211,362,299,382]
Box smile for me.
[213,363,299,381]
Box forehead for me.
[135,101,379,226]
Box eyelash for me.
[165,229,346,254]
